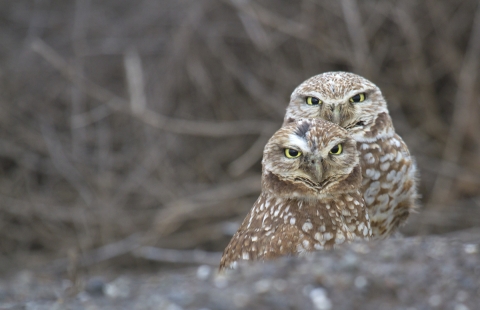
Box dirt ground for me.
[1,228,479,310]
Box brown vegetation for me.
[1,0,480,272]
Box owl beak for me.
[332,106,341,124]
[323,104,341,125]
[308,159,323,183]
[314,161,323,183]
[303,156,324,183]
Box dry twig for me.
[429,3,480,208]
[31,38,277,137]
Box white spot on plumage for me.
[363,225,370,236]
[395,152,403,163]
[302,222,313,232]
[324,232,333,241]
[262,213,269,225]
[290,217,296,225]
[364,181,381,205]
[386,170,396,182]
[381,182,393,189]
[358,222,365,234]
[274,208,280,217]
[392,138,401,147]
[380,162,390,171]
[314,244,324,250]
[364,153,375,164]
[376,194,389,210]
[380,153,394,163]
[335,231,345,244]
[361,143,370,150]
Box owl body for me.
[220,118,371,270]
[284,72,418,238]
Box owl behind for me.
[284,72,418,238]
[219,118,371,270]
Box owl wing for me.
[360,133,418,236]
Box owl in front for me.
[284,72,418,238]
[220,118,371,270]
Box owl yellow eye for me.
[349,93,366,103]
[329,144,343,155]
[306,96,322,105]
[285,148,302,158]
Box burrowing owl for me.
[284,72,418,238]
[220,118,371,270]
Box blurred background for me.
[1,0,479,274]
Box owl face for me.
[284,72,389,139]
[262,118,360,199]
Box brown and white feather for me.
[284,72,418,238]
[220,119,371,270]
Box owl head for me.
[262,118,361,200]
[284,72,390,140]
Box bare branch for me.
[228,129,273,177]
[124,47,147,114]
[152,175,261,236]
[46,234,141,272]
[341,0,370,74]
[31,38,277,137]
[40,119,94,205]
[429,3,480,207]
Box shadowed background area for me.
[1,0,479,273]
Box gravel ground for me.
[1,229,479,310]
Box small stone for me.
[143,295,184,310]
[233,292,250,307]
[456,290,468,302]
[454,304,469,310]
[105,277,131,299]
[77,291,90,302]
[309,288,332,310]
[273,279,288,291]
[254,279,271,294]
[463,244,477,254]
[196,265,211,281]
[354,276,367,289]
[428,294,442,307]
[213,275,228,289]
[85,277,105,296]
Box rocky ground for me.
[1,229,479,310]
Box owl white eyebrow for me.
[287,134,309,152]
[327,139,347,150]
[344,89,371,99]
[302,91,325,102]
